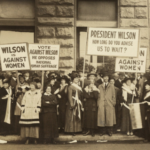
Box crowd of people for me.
[0,70,150,144]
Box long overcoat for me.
[97,83,116,127]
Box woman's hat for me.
[34,78,41,83]
[87,73,97,78]
[71,73,80,81]
[59,75,69,82]
[49,76,56,82]
[122,77,132,83]
[3,79,10,84]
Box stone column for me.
[119,0,150,69]
[35,0,75,72]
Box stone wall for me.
[35,0,75,71]
[119,0,150,69]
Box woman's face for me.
[37,83,42,89]
[132,79,137,85]
[110,79,115,85]
[30,84,36,91]
[145,85,150,91]
[126,80,131,86]
[61,79,66,85]
[46,87,51,94]
[20,77,25,84]
[73,77,79,84]
[3,83,9,89]
[50,79,55,85]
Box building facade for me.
[0,0,150,72]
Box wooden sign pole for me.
[41,71,44,91]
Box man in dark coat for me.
[96,72,104,86]
[114,72,125,131]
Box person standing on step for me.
[65,73,83,136]
[42,85,59,144]
[97,73,116,136]
[114,72,125,132]
[55,75,69,134]
[120,78,136,136]
[82,75,99,137]
[19,82,41,144]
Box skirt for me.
[121,106,132,132]
[83,111,97,129]
[42,112,59,139]
[20,126,39,138]
[65,105,82,133]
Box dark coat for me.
[96,78,103,86]
[83,90,98,129]
[42,94,58,113]
[41,93,59,139]
[115,79,122,89]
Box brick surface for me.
[135,7,148,19]
[120,0,147,6]
[37,38,74,47]
[38,0,74,5]
[37,6,56,16]
[38,17,74,26]
[59,48,74,58]
[140,28,149,39]
[37,27,55,37]
[56,6,74,17]
[120,7,134,18]
[56,27,74,38]
[120,19,148,27]
[59,60,74,68]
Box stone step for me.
[0,134,144,143]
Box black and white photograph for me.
[0,0,150,150]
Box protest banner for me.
[87,28,139,57]
[29,44,60,71]
[0,43,30,71]
[115,48,147,73]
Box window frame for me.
[75,0,118,68]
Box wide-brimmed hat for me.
[48,76,56,82]
[34,78,41,83]
[59,75,69,82]
[87,73,97,78]
[71,73,80,81]
[122,78,132,83]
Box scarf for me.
[122,83,136,102]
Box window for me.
[76,0,117,68]
[0,0,35,26]
[77,0,117,21]
[0,0,35,44]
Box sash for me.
[4,86,12,124]
[72,90,83,120]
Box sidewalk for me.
[0,134,144,142]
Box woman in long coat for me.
[142,81,150,142]
[56,76,68,133]
[120,78,136,136]
[19,82,41,144]
[65,73,83,136]
[42,85,59,144]
[83,80,99,136]
[97,74,116,136]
